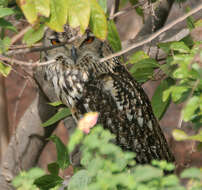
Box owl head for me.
[43,25,109,64]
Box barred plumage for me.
[42,26,175,163]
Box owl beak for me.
[71,45,78,64]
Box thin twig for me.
[109,1,115,18]
[109,1,146,20]
[9,43,42,50]
[11,25,32,45]
[0,55,56,67]
[6,42,67,56]
[100,4,202,62]
[2,62,31,79]
[6,35,81,56]
[1,34,81,66]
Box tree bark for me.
[0,76,10,164]
[0,89,57,190]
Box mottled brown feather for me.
[42,26,175,164]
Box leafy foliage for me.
[107,20,122,52]
[41,107,71,127]
[23,24,45,46]
[158,38,202,137]
[49,135,70,169]
[16,0,108,39]
[0,62,11,76]
[125,18,202,144]
[151,78,175,120]
[12,168,45,190]
[128,51,160,82]
[12,124,202,190]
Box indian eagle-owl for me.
[41,25,175,164]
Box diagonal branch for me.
[109,0,147,20]
[100,4,202,62]
[11,25,32,45]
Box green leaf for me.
[107,20,121,52]
[0,18,17,32]
[0,0,9,7]
[151,78,174,120]
[12,168,45,188]
[17,0,50,24]
[130,68,154,83]
[171,86,189,102]
[42,107,71,127]
[195,19,202,27]
[181,35,194,48]
[181,167,202,179]
[161,175,180,187]
[67,128,84,153]
[89,0,107,40]
[133,165,163,182]
[128,51,149,64]
[17,0,38,24]
[173,67,189,79]
[34,174,63,190]
[129,58,159,82]
[186,7,195,30]
[187,17,195,30]
[46,0,68,32]
[0,62,11,77]
[172,129,189,141]
[158,42,173,54]
[67,0,90,34]
[129,58,159,72]
[0,7,15,18]
[182,96,199,121]
[152,160,175,171]
[98,0,107,13]
[68,170,91,190]
[172,54,193,65]
[170,41,190,53]
[135,6,143,17]
[47,162,59,176]
[188,131,202,142]
[173,130,202,142]
[0,36,11,53]
[23,24,45,46]
[48,101,63,106]
[49,135,69,169]
[163,87,173,102]
[35,0,50,17]
[160,62,177,77]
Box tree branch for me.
[6,35,81,56]
[100,4,202,62]
[109,1,146,20]
[11,25,32,45]
[9,43,42,50]
[0,55,56,67]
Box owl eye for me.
[84,36,95,44]
[50,38,60,45]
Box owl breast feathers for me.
[42,26,175,164]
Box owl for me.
[41,25,175,164]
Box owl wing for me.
[74,67,175,164]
